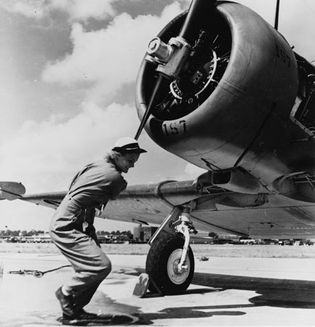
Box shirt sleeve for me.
[109,175,127,199]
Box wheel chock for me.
[133,273,149,297]
[132,273,163,298]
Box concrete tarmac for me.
[0,253,315,326]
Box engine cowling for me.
[136,1,298,176]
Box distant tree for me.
[12,230,20,237]
[123,231,133,239]
[208,232,218,239]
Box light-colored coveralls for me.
[49,153,127,310]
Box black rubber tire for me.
[145,233,195,295]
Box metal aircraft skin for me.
[1,1,315,240]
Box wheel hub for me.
[167,249,190,285]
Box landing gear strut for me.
[145,205,197,295]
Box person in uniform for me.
[49,137,146,322]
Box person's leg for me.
[72,279,103,312]
[51,229,111,304]
[50,197,111,317]
[50,219,111,318]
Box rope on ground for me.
[8,264,71,277]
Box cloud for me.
[49,0,116,22]
[0,0,46,18]
[0,0,118,21]
[0,102,138,192]
[41,3,183,102]
[0,0,177,23]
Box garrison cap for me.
[112,137,147,154]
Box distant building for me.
[24,233,51,243]
[133,226,158,243]
[239,238,256,245]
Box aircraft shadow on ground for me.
[127,267,315,309]
[192,272,315,309]
[138,274,315,324]
[138,305,247,324]
[110,267,315,325]
[92,285,247,325]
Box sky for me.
[0,0,315,232]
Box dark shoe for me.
[55,287,76,319]
[57,309,97,326]
[74,309,98,319]
[58,312,138,325]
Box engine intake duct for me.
[273,173,315,203]
[195,167,266,194]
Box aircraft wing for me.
[1,180,315,239]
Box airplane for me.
[1,0,315,296]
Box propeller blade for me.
[180,0,216,44]
[274,0,280,30]
[134,74,165,140]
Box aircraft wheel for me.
[145,233,194,295]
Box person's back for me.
[67,156,127,209]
